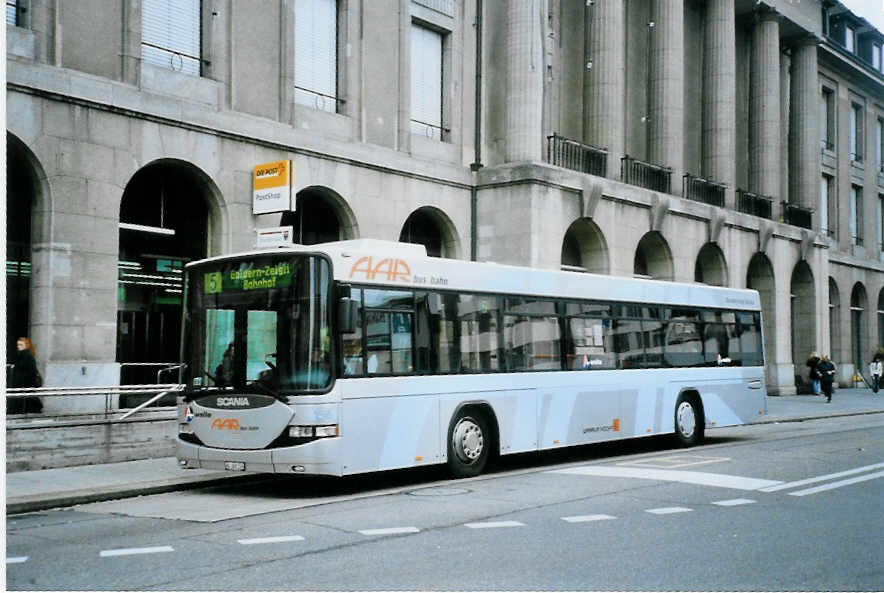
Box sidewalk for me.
[6,388,884,515]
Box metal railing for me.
[782,202,814,230]
[546,134,607,177]
[621,156,671,194]
[736,189,774,220]
[6,384,184,419]
[683,174,726,207]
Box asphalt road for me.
[6,414,883,591]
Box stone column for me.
[788,36,820,211]
[648,0,684,184]
[505,0,544,163]
[584,0,626,179]
[702,0,736,202]
[749,9,781,200]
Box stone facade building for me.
[5,0,884,409]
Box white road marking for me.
[646,507,692,515]
[358,527,420,536]
[712,499,756,507]
[100,546,174,558]
[238,535,305,545]
[464,521,525,529]
[619,455,731,469]
[561,514,617,523]
[759,462,884,492]
[6,557,28,564]
[551,466,782,491]
[788,470,884,497]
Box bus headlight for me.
[289,425,339,438]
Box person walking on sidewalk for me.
[817,354,837,403]
[806,351,821,395]
[870,353,883,395]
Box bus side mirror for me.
[338,297,359,334]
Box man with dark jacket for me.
[817,355,836,403]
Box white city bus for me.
[176,239,766,478]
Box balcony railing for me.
[621,156,671,194]
[782,202,813,230]
[546,134,607,177]
[683,174,726,207]
[736,189,774,220]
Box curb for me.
[6,472,268,515]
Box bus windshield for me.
[183,254,332,394]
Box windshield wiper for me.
[244,379,287,402]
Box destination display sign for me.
[204,260,295,294]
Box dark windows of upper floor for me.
[849,101,865,163]
[821,86,836,151]
[821,174,836,238]
[141,0,202,76]
[295,0,339,113]
[877,116,884,173]
[849,184,864,246]
[6,0,16,25]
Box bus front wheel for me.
[674,393,704,447]
[447,410,491,478]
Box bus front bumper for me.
[177,436,342,476]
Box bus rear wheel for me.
[674,393,704,447]
[447,410,491,478]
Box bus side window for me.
[566,316,615,370]
[341,288,363,376]
[738,313,763,366]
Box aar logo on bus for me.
[349,257,412,283]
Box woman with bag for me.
[9,337,43,413]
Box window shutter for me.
[295,0,337,112]
[410,24,443,139]
[142,0,201,76]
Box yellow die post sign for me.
[252,160,293,214]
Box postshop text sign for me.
[253,160,293,214]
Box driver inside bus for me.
[215,342,234,386]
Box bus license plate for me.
[224,461,246,471]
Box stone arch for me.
[850,282,869,368]
[747,253,776,387]
[5,132,50,361]
[694,243,728,286]
[829,278,841,364]
[398,206,462,259]
[561,218,609,274]
[117,159,218,388]
[634,231,674,280]
[790,261,816,384]
[281,185,359,245]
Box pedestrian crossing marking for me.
[551,466,782,490]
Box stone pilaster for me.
[749,9,781,200]
[788,36,821,211]
[505,0,544,163]
[702,0,736,202]
[648,0,684,184]
[584,0,626,179]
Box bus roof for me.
[189,239,761,311]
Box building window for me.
[874,44,882,72]
[846,25,855,53]
[878,194,884,253]
[295,0,338,113]
[849,102,864,163]
[821,87,835,150]
[877,117,883,173]
[820,175,832,236]
[141,0,202,76]
[849,185,863,246]
[6,0,16,25]
[410,22,444,141]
